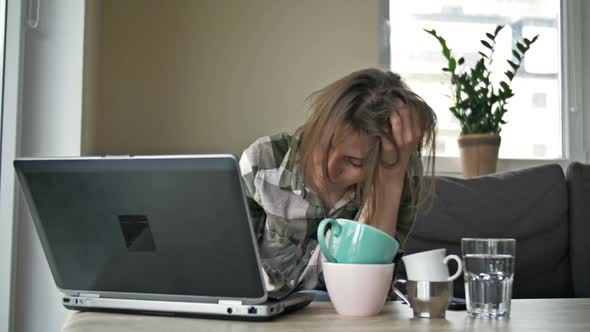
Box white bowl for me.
[322,262,394,316]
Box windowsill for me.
[426,156,571,178]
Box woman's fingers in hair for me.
[379,114,398,164]
[381,99,423,165]
[390,105,417,146]
[390,100,423,146]
[412,104,424,143]
[380,130,395,152]
[389,110,404,148]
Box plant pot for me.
[457,134,501,178]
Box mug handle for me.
[392,279,410,306]
[443,254,463,281]
[317,218,340,263]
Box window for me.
[388,0,562,160]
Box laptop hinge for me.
[78,293,100,298]
[218,299,242,305]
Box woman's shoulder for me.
[241,132,294,170]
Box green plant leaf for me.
[507,60,519,71]
[449,58,457,72]
[443,47,451,59]
[425,28,456,63]
[494,25,504,36]
[512,50,521,61]
[531,34,539,43]
[424,23,537,135]
[500,81,510,91]
[475,59,486,73]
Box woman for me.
[239,68,436,297]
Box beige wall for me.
[91,0,381,157]
[82,0,100,155]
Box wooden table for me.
[62,298,590,332]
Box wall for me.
[7,1,379,330]
[14,1,85,331]
[1,0,22,330]
[94,0,381,157]
[81,0,100,155]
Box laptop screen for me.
[14,156,266,301]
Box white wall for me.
[1,1,22,331]
[14,1,85,332]
[93,0,381,157]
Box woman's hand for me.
[359,99,423,236]
[380,99,423,176]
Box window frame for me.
[381,0,587,176]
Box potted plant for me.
[425,25,539,178]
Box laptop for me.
[13,155,314,320]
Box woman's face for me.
[313,129,372,194]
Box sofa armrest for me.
[567,162,590,297]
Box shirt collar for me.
[277,135,322,206]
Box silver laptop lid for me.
[13,155,267,304]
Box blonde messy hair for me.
[294,68,437,227]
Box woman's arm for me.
[358,171,405,237]
[359,100,422,237]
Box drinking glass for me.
[461,238,516,319]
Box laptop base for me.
[63,292,314,321]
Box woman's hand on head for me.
[358,100,423,234]
[380,99,423,175]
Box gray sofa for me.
[397,162,590,299]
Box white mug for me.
[402,249,462,281]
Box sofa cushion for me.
[399,164,572,298]
[567,162,590,297]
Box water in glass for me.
[464,253,514,318]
